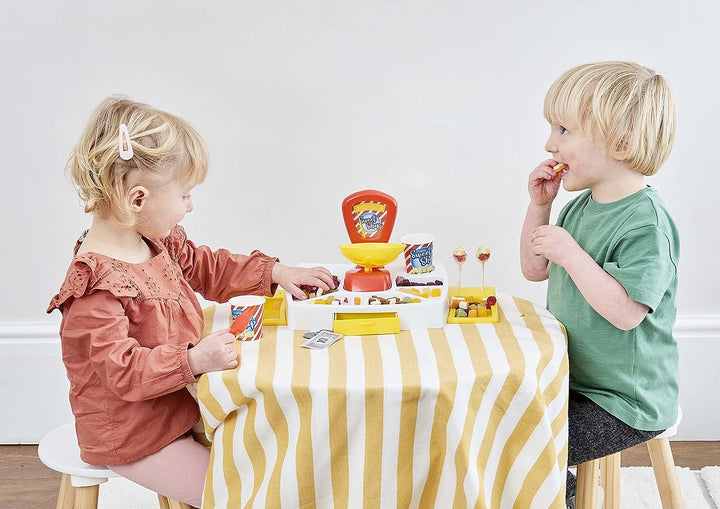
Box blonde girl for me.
[48,96,334,507]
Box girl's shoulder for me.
[47,251,143,312]
[161,224,189,262]
[47,225,189,313]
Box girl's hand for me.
[188,329,238,376]
[529,159,564,206]
[529,225,581,268]
[271,263,336,300]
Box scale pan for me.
[338,243,405,269]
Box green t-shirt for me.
[548,187,679,431]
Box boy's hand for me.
[529,224,581,268]
[271,263,336,300]
[528,159,565,206]
[188,329,238,376]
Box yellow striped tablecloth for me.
[196,294,568,508]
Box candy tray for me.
[286,262,449,332]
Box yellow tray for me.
[264,289,287,326]
[446,286,499,323]
[333,312,400,336]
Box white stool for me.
[38,422,192,509]
[576,405,684,509]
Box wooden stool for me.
[576,406,684,509]
[38,422,193,509]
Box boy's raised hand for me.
[528,159,564,206]
[188,329,238,376]
[271,263,336,300]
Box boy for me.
[519,61,679,508]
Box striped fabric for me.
[196,294,568,508]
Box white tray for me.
[286,261,449,331]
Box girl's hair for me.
[68,95,209,225]
[544,61,676,176]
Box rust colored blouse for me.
[47,225,278,466]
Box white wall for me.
[1,1,718,441]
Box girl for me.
[47,96,335,507]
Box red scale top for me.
[341,189,397,243]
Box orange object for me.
[229,296,264,341]
[451,297,464,309]
[553,163,568,173]
[342,190,398,243]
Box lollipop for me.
[453,247,467,288]
[476,246,490,290]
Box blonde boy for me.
[520,61,679,508]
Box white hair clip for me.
[118,123,134,160]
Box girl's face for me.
[136,178,194,238]
[544,122,616,193]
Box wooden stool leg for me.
[576,459,599,509]
[158,494,194,509]
[600,452,621,509]
[72,485,99,509]
[57,473,75,509]
[166,499,194,509]
[647,438,685,509]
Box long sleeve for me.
[165,226,279,302]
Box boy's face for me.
[544,122,617,193]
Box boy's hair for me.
[544,61,676,176]
[68,95,209,225]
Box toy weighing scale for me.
[339,190,405,292]
[286,189,449,334]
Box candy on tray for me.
[395,275,443,287]
[450,294,497,317]
[294,274,341,300]
[369,295,420,305]
[399,287,441,299]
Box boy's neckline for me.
[587,185,652,207]
[590,184,650,204]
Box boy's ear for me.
[127,186,149,212]
[610,138,629,160]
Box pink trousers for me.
[110,433,209,508]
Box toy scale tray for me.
[286,261,449,333]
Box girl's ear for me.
[127,186,149,212]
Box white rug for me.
[97,467,720,508]
[620,466,718,508]
[701,466,720,508]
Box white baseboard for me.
[2,316,719,443]
[0,322,73,444]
